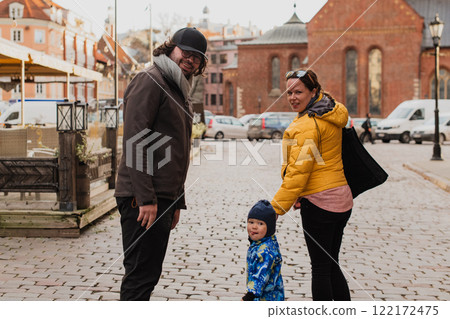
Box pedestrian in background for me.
[114,27,208,300]
[361,113,375,144]
[243,200,284,301]
[271,69,353,301]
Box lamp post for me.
[114,0,119,107]
[103,106,119,189]
[74,101,88,131]
[429,13,445,161]
[56,101,76,211]
[145,3,153,65]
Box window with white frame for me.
[9,3,24,19]
[36,83,45,97]
[12,84,21,99]
[11,29,23,42]
[35,30,45,44]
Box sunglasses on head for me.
[285,70,313,83]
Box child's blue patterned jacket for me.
[246,235,284,301]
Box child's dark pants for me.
[116,197,176,301]
[300,198,352,301]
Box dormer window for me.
[9,3,24,19]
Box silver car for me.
[205,115,248,139]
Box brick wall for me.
[308,0,424,117]
[237,43,308,115]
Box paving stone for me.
[0,142,449,301]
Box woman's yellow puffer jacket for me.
[271,95,349,215]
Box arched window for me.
[431,69,450,99]
[271,57,280,90]
[345,49,358,114]
[291,56,300,71]
[368,48,382,115]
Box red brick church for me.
[223,0,450,118]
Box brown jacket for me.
[114,64,193,209]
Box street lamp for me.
[104,106,119,129]
[56,101,74,131]
[74,101,88,131]
[429,13,445,161]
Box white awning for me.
[0,37,102,81]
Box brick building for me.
[224,12,308,116]
[195,6,260,114]
[226,0,450,118]
[0,0,98,102]
[96,6,139,101]
[309,0,450,118]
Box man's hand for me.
[171,209,180,230]
[137,204,157,229]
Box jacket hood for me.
[307,93,348,128]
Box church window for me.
[345,49,358,114]
[368,48,382,115]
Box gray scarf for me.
[153,54,192,101]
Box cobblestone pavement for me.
[0,140,449,301]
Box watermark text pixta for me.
[192,139,325,166]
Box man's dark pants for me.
[116,197,176,301]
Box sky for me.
[56,0,327,37]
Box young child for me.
[242,200,284,301]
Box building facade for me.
[224,0,450,118]
[196,6,260,114]
[307,0,450,117]
[0,0,98,102]
[225,13,308,116]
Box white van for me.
[376,99,450,143]
[0,99,64,127]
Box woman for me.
[271,69,353,301]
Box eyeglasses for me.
[285,70,313,83]
[180,50,203,64]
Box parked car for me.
[411,113,450,144]
[204,110,215,117]
[247,112,297,141]
[239,114,259,128]
[352,117,382,142]
[205,115,248,139]
[376,99,450,143]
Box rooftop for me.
[240,12,307,46]
[406,0,450,48]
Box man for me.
[361,112,375,144]
[114,27,208,300]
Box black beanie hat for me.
[248,200,277,238]
[172,27,208,60]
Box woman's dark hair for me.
[153,38,207,77]
[287,69,335,101]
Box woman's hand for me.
[293,198,301,210]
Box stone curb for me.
[403,163,450,193]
